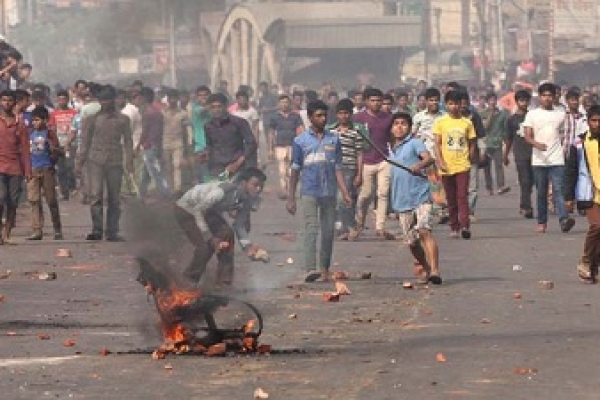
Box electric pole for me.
[475,0,487,83]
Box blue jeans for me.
[533,165,568,225]
[139,148,171,199]
[336,168,358,233]
[302,196,337,272]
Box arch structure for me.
[210,2,422,90]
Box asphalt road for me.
[1,167,599,400]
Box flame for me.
[154,287,201,344]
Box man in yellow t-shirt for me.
[433,90,476,239]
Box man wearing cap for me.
[76,85,134,242]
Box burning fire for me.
[153,287,201,344]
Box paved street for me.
[1,167,599,400]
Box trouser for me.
[122,154,142,195]
[581,203,600,275]
[533,165,568,225]
[356,161,391,230]
[139,148,171,198]
[275,146,291,193]
[174,205,234,284]
[483,147,505,190]
[56,149,75,199]
[336,168,358,233]
[442,170,470,231]
[163,147,184,192]
[195,161,209,184]
[515,159,534,211]
[87,162,123,238]
[27,167,61,235]
[468,164,479,214]
[0,173,23,237]
[427,165,447,213]
[302,195,336,271]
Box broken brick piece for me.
[63,339,76,347]
[322,293,340,302]
[99,348,111,356]
[37,334,50,340]
[206,343,227,356]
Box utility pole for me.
[475,0,487,83]
[169,2,177,87]
[0,0,5,37]
[497,0,505,65]
[434,7,442,75]
[548,0,555,81]
[422,0,431,83]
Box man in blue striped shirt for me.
[286,100,352,282]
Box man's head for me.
[587,105,600,135]
[457,90,470,115]
[566,89,581,112]
[207,92,229,118]
[131,80,143,93]
[444,90,462,117]
[514,90,532,112]
[195,85,211,106]
[363,88,384,113]
[416,92,426,111]
[167,89,180,109]
[135,87,154,107]
[31,90,46,107]
[485,92,498,109]
[390,112,413,142]
[18,63,32,81]
[382,94,394,114]
[307,100,329,131]
[15,89,31,111]
[31,105,49,130]
[292,91,304,110]
[236,90,250,109]
[278,94,291,112]
[335,98,354,125]
[179,89,190,107]
[115,89,127,109]
[0,90,16,114]
[538,82,557,109]
[235,167,267,198]
[395,90,409,110]
[56,90,70,110]
[258,81,269,95]
[98,85,116,111]
[74,79,87,98]
[425,87,441,113]
[219,80,229,92]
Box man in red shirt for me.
[50,90,77,200]
[0,90,31,244]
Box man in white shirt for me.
[524,82,575,234]
[116,89,142,196]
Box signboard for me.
[119,58,139,74]
[532,0,599,38]
[153,43,169,73]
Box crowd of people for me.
[1,66,600,286]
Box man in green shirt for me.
[481,92,510,195]
[190,85,211,183]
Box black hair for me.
[307,100,328,117]
[179,89,190,96]
[115,89,127,98]
[195,85,211,94]
[424,87,441,100]
[140,87,155,103]
[74,79,87,88]
[132,80,144,87]
[56,90,70,99]
[485,91,497,101]
[456,90,470,102]
[292,90,304,98]
[587,105,600,120]
[98,85,117,101]
[447,81,461,91]
[363,88,383,99]
[20,63,32,70]
[278,94,290,101]
[383,94,395,103]
[395,90,409,99]
[391,112,413,130]
[336,98,354,113]
[15,89,30,102]
[31,90,45,101]
[538,82,557,96]
[32,105,49,120]
[235,167,267,184]
[88,82,102,98]
[444,90,462,104]
[167,88,180,98]
[514,90,532,102]
[235,90,249,99]
[306,90,319,103]
[207,92,228,105]
[565,89,581,100]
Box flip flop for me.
[428,275,443,285]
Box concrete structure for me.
[202,1,422,90]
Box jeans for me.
[533,165,568,225]
[302,195,337,272]
[483,147,506,190]
[0,173,23,235]
[139,148,171,198]
[468,164,479,214]
[442,171,470,231]
[581,203,600,274]
[515,160,534,211]
[87,162,123,238]
[337,168,358,233]
[56,151,76,199]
